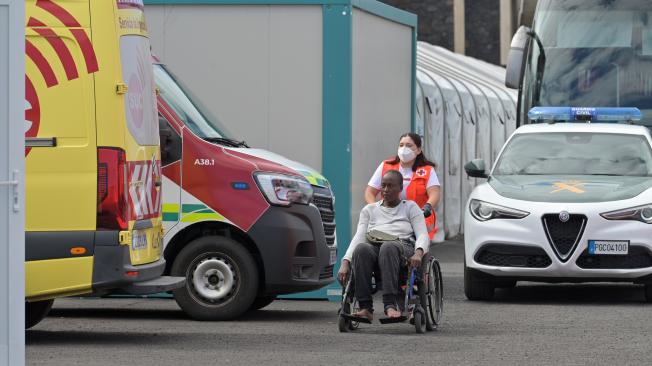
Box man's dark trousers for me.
[352,240,414,312]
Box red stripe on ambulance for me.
[35,0,99,73]
[29,18,79,81]
[25,39,58,87]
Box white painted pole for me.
[500,0,514,66]
[0,0,25,365]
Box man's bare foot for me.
[352,308,373,321]
[385,307,401,318]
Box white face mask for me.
[397,147,417,163]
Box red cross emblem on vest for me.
[416,168,427,177]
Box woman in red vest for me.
[364,133,440,239]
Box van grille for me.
[319,265,334,279]
[312,187,336,247]
[542,214,586,262]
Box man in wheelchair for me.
[337,170,430,322]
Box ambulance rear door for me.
[24,1,98,298]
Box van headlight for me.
[601,204,652,224]
[469,199,529,222]
[254,173,313,206]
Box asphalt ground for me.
[27,238,652,366]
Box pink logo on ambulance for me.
[126,50,149,129]
[127,73,144,128]
[24,76,40,156]
[117,0,144,10]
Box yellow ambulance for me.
[24,0,184,328]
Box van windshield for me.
[154,64,233,139]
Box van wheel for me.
[464,263,495,301]
[26,299,54,329]
[249,296,276,311]
[171,235,259,320]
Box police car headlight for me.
[601,204,652,224]
[254,173,313,206]
[469,199,529,222]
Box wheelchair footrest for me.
[378,315,408,324]
[340,313,372,324]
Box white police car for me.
[464,107,652,301]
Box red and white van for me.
[153,59,336,320]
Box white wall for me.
[351,9,413,227]
[146,5,324,171]
[0,1,24,364]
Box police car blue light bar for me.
[528,107,642,123]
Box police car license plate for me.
[330,249,337,265]
[588,240,629,255]
[132,230,148,251]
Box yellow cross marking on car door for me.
[551,181,585,194]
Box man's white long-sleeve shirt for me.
[343,200,429,262]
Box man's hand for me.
[422,203,433,218]
[410,249,424,268]
[337,260,350,284]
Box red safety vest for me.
[382,160,437,239]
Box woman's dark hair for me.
[386,132,437,171]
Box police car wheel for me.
[171,235,259,321]
[25,299,54,329]
[644,283,652,303]
[464,262,495,301]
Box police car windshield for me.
[525,0,652,127]
[494,132,652,177]
[154,64,233,139]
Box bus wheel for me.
[171,235,259,320]
[25,299,54,329]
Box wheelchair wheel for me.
[338,311,351,333]
[413,310,425,334]
[425,257,444,331]
[338,275,359,332]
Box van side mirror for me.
[158,115,182,165]
[505,26,532,89]
[465,159,488,179]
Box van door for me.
[158,112,183,231]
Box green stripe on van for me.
[163,212,180,222]
[182,204,208,213]
[181,212,226,223]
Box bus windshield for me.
[522,0,652,127]
[154,64,233,139]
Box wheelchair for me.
[338,251,444,334]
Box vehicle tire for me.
[414,310,425,334]
[171,235,259,321]
[25,299,54,329]
[644,283,652,302]
[464,263,495,301]
[249,296,275,311]
[496,280,517,289]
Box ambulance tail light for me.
[97,147,129,230]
